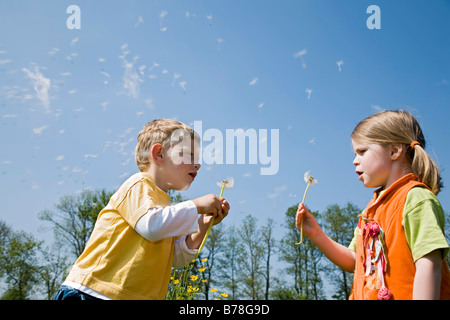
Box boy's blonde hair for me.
[135,119,197,172]
[351,110,442,195]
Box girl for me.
[296,110,450,300]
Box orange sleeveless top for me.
[349,174,450,300]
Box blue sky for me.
[1,0,450,257]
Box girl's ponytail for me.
[410,142,442,195]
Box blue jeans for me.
[53,285,102,301]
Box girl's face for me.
[351,139,393,190]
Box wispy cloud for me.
[249,77,258,86]
[119,44,142,99]
[22,66,51,113]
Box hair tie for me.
[410,141,420,149]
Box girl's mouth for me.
[356,171,363,181]
[189,172,197,180]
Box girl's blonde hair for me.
[135,119,197,172]
[351,110,442,195]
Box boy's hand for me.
[193,194,223,215]
[193,194,230,225]
[186,197,230,250]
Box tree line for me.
[1,189,449,300]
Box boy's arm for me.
[185,213,214,249]
[413,249,442,299]
[173,235,198,268]
[135,201,198,242]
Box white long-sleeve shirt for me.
[135,200,199,268]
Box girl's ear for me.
[389,144,404,161]
[150,144,164,164]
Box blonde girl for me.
[296,110,450,300]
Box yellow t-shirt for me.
[65,172,174,300]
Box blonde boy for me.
[54,119,230,300]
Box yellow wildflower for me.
[173,279,179,285]
[210,288,218,293]
[190,275,198,281]
[221,292,228,298]
[201,258,208,263]
[198,267,206,272]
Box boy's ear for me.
[150,144,164,164]
[389,144,404,161]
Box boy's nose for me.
[194,163,201,170]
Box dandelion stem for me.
[296,181,311,245]
[196,185,225,258]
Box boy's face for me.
[160,137,201,191]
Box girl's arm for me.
[413,249,442,299]
[296,203,356,273]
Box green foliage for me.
[278,204,325,300]
[0,228,42,299]
[321,202,360,299]
[9,187,447,300]
[38,188,113,259]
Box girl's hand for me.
[295,203,319,239]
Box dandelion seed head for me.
[217,177,234,189]
[304,171,318,186]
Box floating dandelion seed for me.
[296,171,318,245]
[196,177,234,257]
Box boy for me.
[54,119,230,300]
